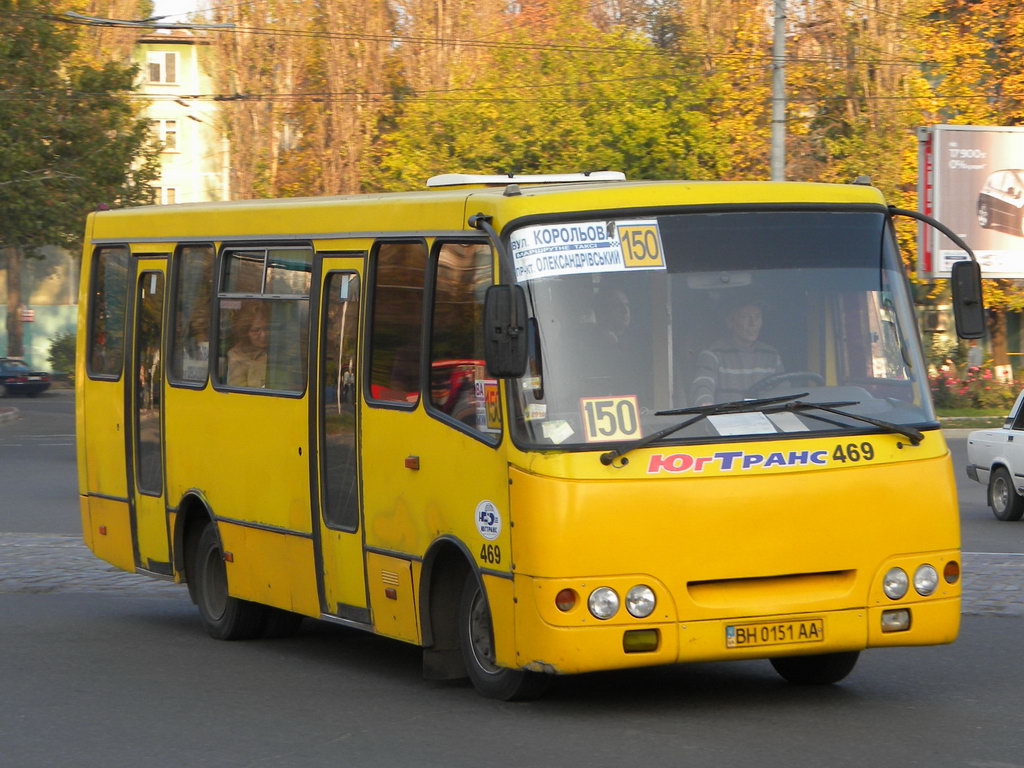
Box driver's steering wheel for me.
[746,371,825,397]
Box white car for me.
[966,389,1024,520]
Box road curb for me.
[0,406,19,424]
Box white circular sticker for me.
[475,500,502,541]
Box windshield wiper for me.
[599,393,807,466]
[599,393,923,467]
[765,399,923,446]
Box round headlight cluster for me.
[883,563,948,600]
[883,567,909,600]
[625,585,657,618]
[913,564,939,596]
[588,587,619,619]
[585,585,657,620]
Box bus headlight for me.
[588,587,620,620]
[914,564,939,596]
[883,567,909,600]
[625,585,656,618]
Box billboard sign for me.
[918,124,1024,278]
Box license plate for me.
[726,618,824,649]
[28,376,40,380]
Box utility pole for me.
[771,0,786,181]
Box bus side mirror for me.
[951,260,985,339]
[483,284,528,378]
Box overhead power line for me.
[34,10,932,68]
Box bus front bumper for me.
[512,596,961,675]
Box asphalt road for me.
[3,392,1024,767]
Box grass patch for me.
[937,409,1003,429]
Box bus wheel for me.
[770,651,859,685]
[458,572,549,701]
[192,522,267,640]
[989,467,1024,521]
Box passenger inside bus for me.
[691,300,784,406]
[227,305,270,388]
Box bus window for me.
[87,246,130,378]
[169,245,214,385]
[429,242,497,437]
[368,242,426,405]
[215,246,312,393]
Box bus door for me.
[127,261,171,574]
[313,263,368,622]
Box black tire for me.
[989,466,1024,521]
[770,651,859,685]
[458,572,550,700]
[191,522,268,640]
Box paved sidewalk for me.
[0,532,1020,616]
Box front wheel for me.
[191,522,268,640]
[770,651,859,685]
[989,467,1024,521]
[458,572,549,700]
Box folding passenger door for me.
[127,259,172,574]
[312,255,369,622]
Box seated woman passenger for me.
[227,307,270,388]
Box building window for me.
[153,187,177,205]
[147,52,177,84]
[151,119,177,151]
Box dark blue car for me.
[0,358,51,397]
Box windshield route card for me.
[708,411,777,436]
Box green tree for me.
[365,0,723,190]
[0,0,158,356]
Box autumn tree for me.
[365,0,724,189]
[0,0,158,356]
[920,0,1024,366]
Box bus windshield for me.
[508,209,933,448]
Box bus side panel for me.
[366,552,420,643]
[218,522,320,616]
[83,496,135,573]
[484,573,517,669]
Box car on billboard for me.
[977,168,1024,236]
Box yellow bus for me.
[77,173,983,699]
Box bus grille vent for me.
[381,570,400,586]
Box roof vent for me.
[426,171,626,188]
[852,175,872,186]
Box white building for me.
[135,29,229,204]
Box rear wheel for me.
[989,467,1024,521]
[458,572,549,700]
[191,522,268,640]
[770,651,859,685]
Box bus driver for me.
[691,300,783,406]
